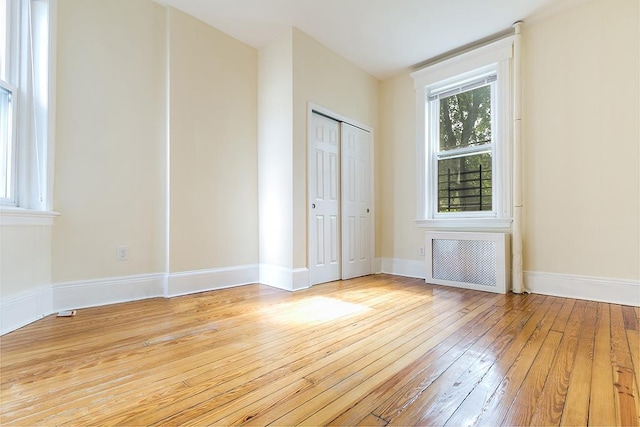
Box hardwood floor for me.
[1,274,638,426]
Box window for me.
[0,0,54,213]
[412,37,513,228]
[432,73,495,214]
[1,0,17,205]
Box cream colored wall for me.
[291,28,381,268]
[54,2,259,281]
[379,73,423,262]
[378,0,639,282]
[523,0,639,280]
[0,226,51,298]
[168,8,258,272]
[258,29,294,269]
[14,0,634,312]
[53,0,166,282]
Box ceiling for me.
[158,0,588,80]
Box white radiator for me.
[425,231,510,294]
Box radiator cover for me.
[425,231,510,294]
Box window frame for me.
[429,72,496,217]
[412,36,514,229]
[0,0,57,225]
[1,0,19,206]
[0,78,18,205]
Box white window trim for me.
[1,0,58,226]
[0,78,18,205]
[411,36,514,230]
[0,206,58,226]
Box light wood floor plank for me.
[560,300,598,426]
[0,274,637,427]
[149,288,469,426]
[610,304,640,426]
[628,329,640,426]
[356,413,388,426]
[383,294,548,425]
[5,280,435,425]
[551,297,577,332]
[392,298,551,425]
[292,297,503,427]
[89,281,470,426]
[502,330,564,426]
[326,297,515,426]
[589,303,617,426]
[440,294,555,427]
[451,296,564,427]
[528,300,587,426]
[176,291,492,426]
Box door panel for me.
[308,113,340,285]
[341,122,372,280]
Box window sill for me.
[0,207,60,226]
[416,217,512,230]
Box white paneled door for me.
[341,122,372,280]
[309,113,341,285]
[308,112,372,286]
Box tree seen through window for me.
[437,84,492,212]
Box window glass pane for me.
[439,85,491,151]
[437,152,492,212]
[0,84,14,200]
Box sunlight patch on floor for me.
[259,296,371,324]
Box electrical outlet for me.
[117,246,128,261]
[419,247,425,256]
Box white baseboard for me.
[381,258,426,279]
[292,268,310,291]
[166,264,259,297]
[53,273,165,311]
[373,257,383,274]
[1,285,53,335]
[258,264,291,290]
[379,258,640,307]
[525,271,640,307]
[259,264,310,291]
[5,263,635,336]
[1,264,261,335]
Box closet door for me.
[308,113,340,285]
[341,122,372,280]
